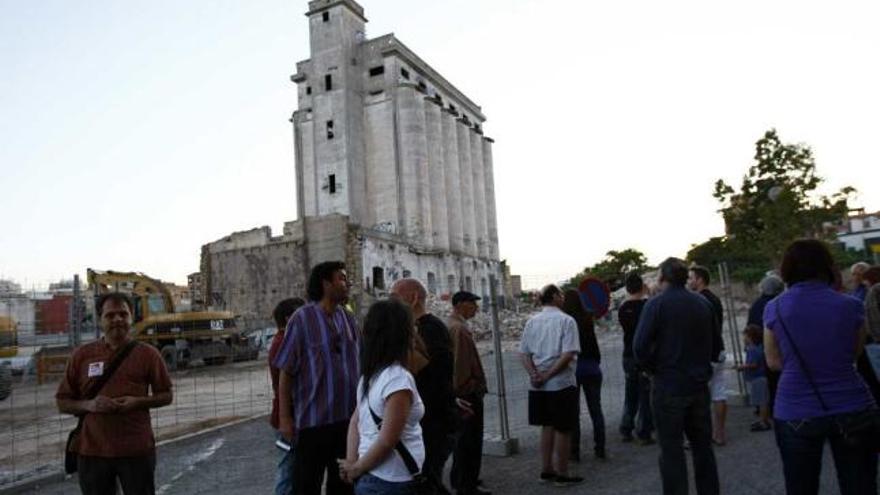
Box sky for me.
[1,0,878,290]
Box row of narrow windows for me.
[370,267,475,295]
[306,72,478,135]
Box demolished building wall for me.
[201,225,307,329]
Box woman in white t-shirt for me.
[338,299,425,495]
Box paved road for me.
[16,330,843,494]
[18,404,840,495]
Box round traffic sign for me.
[577,277,611,318]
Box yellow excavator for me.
[0,316,16,359]
[87,269,258,370]
[0,316,14,399]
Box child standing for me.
[737,324,771,431]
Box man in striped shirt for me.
[275,261,360,495]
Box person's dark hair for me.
[562,289,596,355]
[743,324,763,345]
[779,239,835,285]
[306,261,346,302]
[659,257,689,287]
[539,284,561,305]
[96,292,134,317]
[624,272,644,295]
[864,266,880,287]
[273,297,305,329]
[562,289,589,321]
[690,265,711,286]
[360,299,414,398]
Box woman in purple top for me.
[764,239,877,495]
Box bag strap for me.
[774,304,829,411]
[83,340,139,400]
[71,339,139,431]
[367,403,421,476]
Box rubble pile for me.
[425,295,536,342]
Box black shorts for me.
[528,386,579,432]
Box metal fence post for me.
[718,263,744,395]
[72,274,82,347]
[486,273,518,455]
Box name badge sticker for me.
[88,361,104,377]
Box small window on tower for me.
[325,74,332,91]
[417,80,427,93]
[322,11,329,22]
[369,66,385,77]
[372,267,385,290]
[400,68,410,80]
[326,120,334,139]
[306,86,312,95]
[329,174,337,194]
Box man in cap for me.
[448,291,490,495]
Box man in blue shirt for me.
[634,258,722,495]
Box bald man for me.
[391,278,456,494]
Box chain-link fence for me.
[0,270,754,489]
[0,278,275,489]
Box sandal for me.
[750,421,772,432]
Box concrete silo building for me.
[200,0,501,325]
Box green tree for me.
[568,248,649,290]
[689,129,856,282]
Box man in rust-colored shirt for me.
[268,297,304,495]
[56,292,172,495]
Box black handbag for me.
[65,340,139,474]
[775,306,880,450]
[367,404,434,495]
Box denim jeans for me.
[652,385,719,495]
[620,357,654,439]
[774,414,878,495]
[275,435,295,495]
[572,374,606,456]
[355,473,415,495]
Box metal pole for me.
[488,274,510,441]
[718,263,744,395]
[72,274,82,346]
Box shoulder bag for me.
[775,305,880,450]
[64,340,139,474]
[366,403,433,495]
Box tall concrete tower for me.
[292,0,368,225]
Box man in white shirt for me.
[519,285,583,487]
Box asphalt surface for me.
[15,331,844,494]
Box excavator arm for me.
[87,268,176,319]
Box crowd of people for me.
[514,241,880,495]
[52,239,880,495]
[264,262,492,495]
